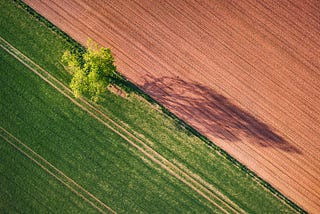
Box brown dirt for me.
[23,0,320,212]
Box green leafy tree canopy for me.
[62,39,117,102]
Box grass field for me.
[0,0,301,213]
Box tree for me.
[62,39,116,102]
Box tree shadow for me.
[141,75,301,154]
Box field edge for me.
[14,0,305,212]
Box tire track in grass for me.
[0,127,115,214]
[0,36,245,214]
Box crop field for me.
[19,0,320,212]
[0,0,309,213]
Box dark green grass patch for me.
[0,137,99,213]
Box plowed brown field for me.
[24,0,320,212]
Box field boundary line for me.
[0,127,115,214]
[97,110,246,213]
[0,36,245,214]
[12,1,308,213]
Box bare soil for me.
[24,0,320,212]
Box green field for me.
[0,0,301,213]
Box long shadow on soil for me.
[142,75,301,153]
